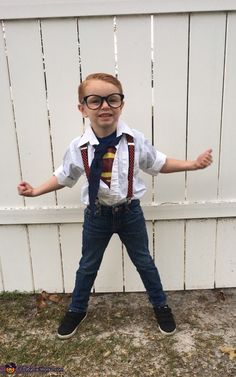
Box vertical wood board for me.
[0,225,33,291]
[215,219,236,287]
[186,13,226,201]
[0,25,23,207]
[0,257,3,291]
[4,20,55,206]
[153,14,189,203]
[95,234,123,292]
[218,13,236,199]
[59,223,83,293]
[185,219,216,289]
[41,18,84,206]
[116,15,153,203]
[78,16,116,131]
[155,220,185,290]
[28,224,63,292]
[79,16,115,78]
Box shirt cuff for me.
[53,166,76,188]
[148,152,167,175]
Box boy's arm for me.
[160,149,213,173]
[17,176,64,197]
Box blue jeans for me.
[69,200,166,312]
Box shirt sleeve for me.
[135,131,167,175]
[53,140,84,187]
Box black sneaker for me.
[57,311,87,339]
[154,305,176,335]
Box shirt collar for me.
[116,119,134,137]
[77,125,98,147]
[77,119,134,148]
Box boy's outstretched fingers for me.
[195,149,213,169]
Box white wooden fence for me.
[0,0,236,293]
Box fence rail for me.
[0,1,236,293]
[1,0,236,19]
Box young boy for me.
[18,73,212,339]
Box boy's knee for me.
[76,264,99,276]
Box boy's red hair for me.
[78,73,123,103]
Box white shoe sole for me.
[158,326,176,336]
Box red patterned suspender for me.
[80,145,90,179]
[126,134,135,200]
[80,134,135,199]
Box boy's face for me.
[78,80,124,136]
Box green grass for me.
[0,290,235,377]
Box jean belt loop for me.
[95,199,101,213]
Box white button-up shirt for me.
[54,120,166,206]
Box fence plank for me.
[0,25,23,207]
[0,226,33,291]
[59,223,83,293]
[78,16,116,130]
[79,16,115,78]
[123,221,153,292]
[186,13,226,201]
[218,13,236,200]
[185,219,216,289]
[28,224,63,292]
[155,220,185,290]
[116,15,153,203]
[153,14,188,203]
[40,18,84,206]
[4,20,56,206]
[215,219,236,287]
[95,234,123,292]
[0,259,3,291]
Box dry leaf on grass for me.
[220,346,236,360]
[48,294,62,303]
[216,290,226,302]
[41,290,49,299]
[36,291,61,308]
[36,293,47,309]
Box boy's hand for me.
[17,181,35,197]
[194,149,213,169]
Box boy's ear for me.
[78,103,88,118]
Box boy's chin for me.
[97,120,116,128]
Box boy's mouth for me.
[98,113,113,118]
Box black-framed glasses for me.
[82,93,124,110]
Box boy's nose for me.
[100,98,110,109]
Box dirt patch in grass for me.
[0,289,235,376]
